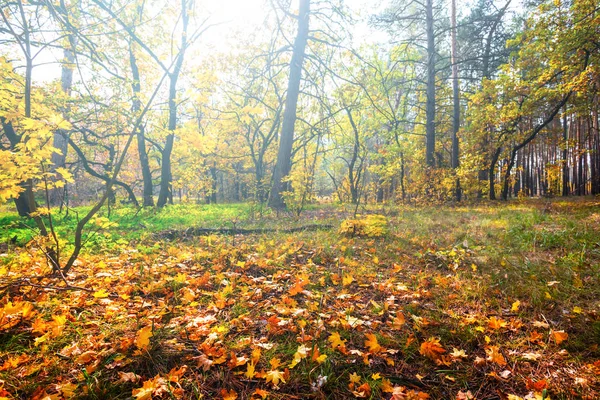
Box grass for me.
[0,198,599,399]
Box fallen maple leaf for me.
[342,274,354,286]
[488,316,507,330]
[349,372,361,384]
[132,379,156,400]
[364,333,382,353]
[265,369,286,386]
[351,382,371,398]
[485,345,507,366]
[419,337,446,360]
[167,365,188,382]
[328,332,346,350]
[135,325,153,350]
[252,388,268,399]
[245,362,256,379]
[391,312,405,329]
[93,289,109,299]
[119,372,141,383]
[450,348,468,359]
[551,330,568,345]
[511,300,521,312]
[76,350,97,364]
[220,389,238,400]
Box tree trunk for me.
[489,147,502,200]
[50,40,75,206]
[130,42,154,207]
[562,112,569,196]
[157,0,189,208]
[268,0,310,209]
[450,0,461,200]
[424,0,436,168]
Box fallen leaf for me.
[420,337,446,360]
[135,325,153,350]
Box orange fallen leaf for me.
[351,382,371,398]
[485,345,507,366]
[364,333,382,353]
[419,337,446,360]
[220,389,238,400]
[488,316,507,330]
[551,330,568,345]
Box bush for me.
[338,214,388,237]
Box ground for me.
[0,198,599,399]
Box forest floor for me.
[0,198,599,399]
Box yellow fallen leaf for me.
[265,369,286,386]
[391,312,405,329]
[485,345,507,366]
[135,326,153,350]
[93,289,109,299]
[342,274,354,286]
[511,300,521,312]
[245,362,256,379]
[328,332,346,350]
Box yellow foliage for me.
[339,214,388,237]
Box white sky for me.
[29,0,383,84]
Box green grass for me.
[0,203,254,248]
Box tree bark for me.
[49,39,75,206]
[450,0,461,200]
[130,41,154,207]
[424,0,436,168]
[268,0,310,209]
[157,0,189,208]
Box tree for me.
[269,0,311,209]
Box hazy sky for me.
[27,0,384,84]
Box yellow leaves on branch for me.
[0,58,74,202]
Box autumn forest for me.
[1,0,599,399]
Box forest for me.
[0,0,599,399]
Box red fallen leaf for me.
[526,378,548,391]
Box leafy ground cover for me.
[0,199,599,399]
